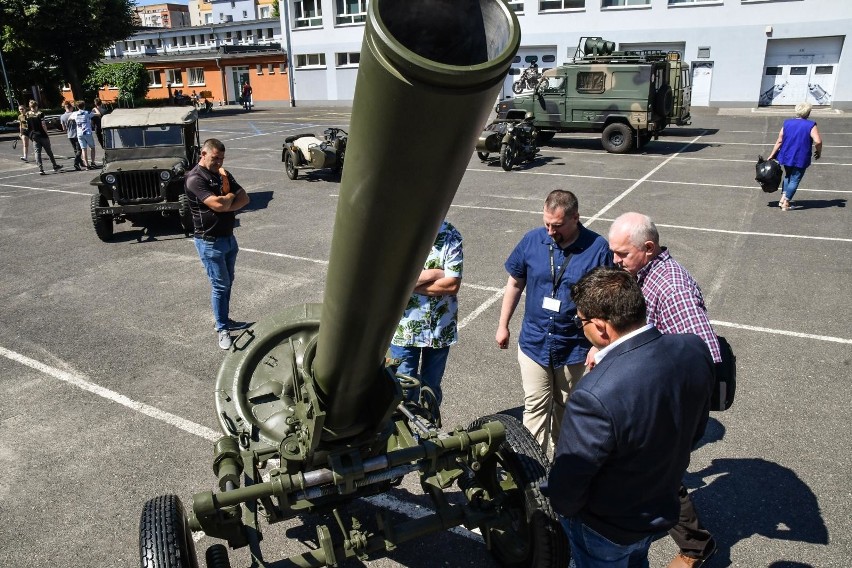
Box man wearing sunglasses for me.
[547,266,714,567]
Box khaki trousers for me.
[518,347,586,455]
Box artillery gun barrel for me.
[312,0,520,441]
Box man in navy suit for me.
[546,267,714,567]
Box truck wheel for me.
[284,150,298,180]
[537,131,556,144]
[139,495,199,568]
[178,193,193,237]
[500,142,516,171]
[463,414,569,568]
[476,151,490,162]
[512,81,524,95]
[601,123,634,154]
[91,193,114,242]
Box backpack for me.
[755,155,782,193]
[711,335,736,411]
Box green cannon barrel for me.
[312,0,520,440]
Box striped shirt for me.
[636,249,721,363]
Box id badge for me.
[542,296,561,312]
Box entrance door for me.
[230,66,250,104]
[691,62,713,106]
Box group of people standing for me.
[17,98,108,174]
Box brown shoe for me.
[667,539,716,568]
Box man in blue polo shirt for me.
[496,190,611,454]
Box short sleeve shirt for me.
[61,111,77,138]
[74,110,92,135]
[505,224,612,367]
[392,221,463,349]
[184,163,245,238]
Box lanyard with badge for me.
[543,244,572,312]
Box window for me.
[189,67,205,85]
[336,0,367,25]
[280,63,287,73]
[815,66,834,74]
[506,0,524,12]
[697,47,711,58]
[256,64,263,75]
[336,52,360,67]
[296,53,327,68]
[295,0,323,28]
[602,0,649,5]
[577,71,605,94]
[540,0,584,10]
[764,67,782,76]
[243,10,247,18]
[268,64,276,74]
[149,70,162,86]
[668,0,717,4]
[260,6,270,18]
[790,66,807,76]
[166,69,183,86]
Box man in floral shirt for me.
[390,220,463,406]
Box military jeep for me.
[89,107,200,241]
[495,37,676,153]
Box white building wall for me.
[280,0,852,109]
[212,0,257,23]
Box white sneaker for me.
[218,330,233,350]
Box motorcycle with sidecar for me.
[282,127,348,180]
[475,113,539,171]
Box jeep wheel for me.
[537,131,556,145]
[477,151,490,162]
[178,193,193,237]
[500,142,516,171]
[601,123,634,154]
[91,193,114,242]
[284,150,298,180]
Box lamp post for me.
[281,0,296,107]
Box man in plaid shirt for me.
[607,211,719,568]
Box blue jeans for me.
[782,165,806,201]
[562,517,654,568]
[389,345,450,405]
[194,236,238,331]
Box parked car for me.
[89,107,199,241]
[282,128,348,180]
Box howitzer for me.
[139,1,568,566]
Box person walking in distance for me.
[607,212,721,567]
[60,101,85,171]
[17,104,33,162]
[185,139,251,350]
[25,100,62,175]
[91,97,109,148]
[547,266,714,568]
[74,101,97,169]
[767,102,823,211]
[241,81,253,111]
[390,220,463,407]
[496,189,611,455]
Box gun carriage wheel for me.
[139,495,199,568]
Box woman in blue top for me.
[768,102,823,211]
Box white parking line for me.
[0,182,90,196]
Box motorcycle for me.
[475,116,539,171]
[512,63,549,94]
[282,127,348,180]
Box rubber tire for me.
[466,414,569,568]
[477,151,490,161]
[537,78,550,91]
[139,494,199,568]
[601,123,634,154]
[655,85,674,117]
[205,544,232,568]
[91,193,114,242]
[537,131,556,145]
[512,81,524,95]
[500,142,516,171]
[284,150,298,180]
[178,193,193,237]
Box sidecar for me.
[282,127,348,180]
[474,120,511,161]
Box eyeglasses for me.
[572,315,593,328]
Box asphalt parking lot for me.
[0,103,849,568]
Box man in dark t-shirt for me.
[185,138,250,349]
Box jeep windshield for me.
[105,125,184,149]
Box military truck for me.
[495,37,676,153]
[89,107,199,241]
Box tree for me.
[86,61,149,106]
[1,0,136,104]
[272,1,281,19]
